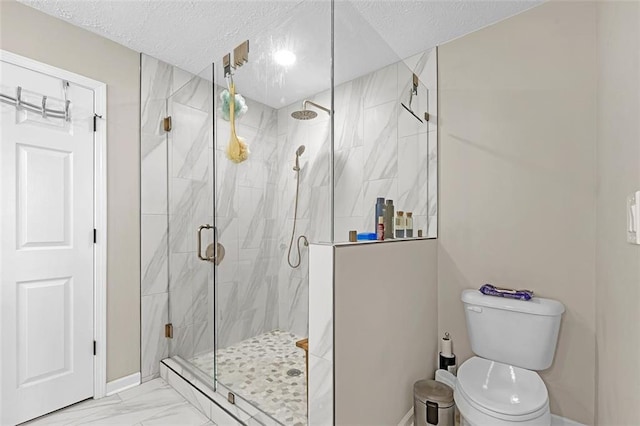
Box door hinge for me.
[163,116,172,132]
[93,340,97,356]
[93,114,102,132]
[165,323,173,339]
[93,228,97,244]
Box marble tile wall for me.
[405,49,438,237]
[333,48,438,242]
[141,54,292,382]
[167,74,215,363]
[141,54,172,381]
[308,244,334,425]
[276,90,332,339]
[141,54,216,381]
[214,84,281,349]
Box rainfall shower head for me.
[291,109,317,120]
[291,100,330,120]
[293,145,305,171]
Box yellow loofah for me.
[226,82,250,163]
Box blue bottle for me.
[375,197,385,231]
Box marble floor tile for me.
[23,395,123,426]
[24,379,213,426]
[118,378,167,402]
[139,401,209,426]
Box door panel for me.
[17,144,72,248]
[17,277,72,387]
[1,61,95,425]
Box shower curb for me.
[160,358,282,426]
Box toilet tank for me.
[461,289,565,370]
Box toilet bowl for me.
[455,357,550,425]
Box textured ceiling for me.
[18,0,543,107]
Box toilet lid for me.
[457,357,548,417]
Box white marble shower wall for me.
[214,85,282,349]
[167,73,215,363]
[333,48,438,242]
[141,54,215,381]
[142,53,285,363]
[276,90,332,340]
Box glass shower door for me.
[166,66,216,379]
[211,1,332,424]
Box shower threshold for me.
[190,330,307,426]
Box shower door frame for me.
[164,64,217,380]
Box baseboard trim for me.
[398,408,413,426]
[551,414,586,426]
[105,372,141,396]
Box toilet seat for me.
[456,357,549,422]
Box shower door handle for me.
[197,224,215,262]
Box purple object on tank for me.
[479,284,534,301]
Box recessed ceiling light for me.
[274,50,296,66]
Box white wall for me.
[596,1,640,423]
[0,0,140,382]
[437,2,597,424]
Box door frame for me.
[0,50,109,399]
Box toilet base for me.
[398,410,584,426]
[460,414,551,426]
[458,414,587,426]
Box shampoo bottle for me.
[377,217,385,241]
[384,199,394,239]
[395,211,405,238]
[405,212,414,237]
[375,197,385,231]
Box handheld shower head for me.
[293,145,305,171]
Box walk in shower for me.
[140,1,437,424]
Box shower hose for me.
[287,167,309,268]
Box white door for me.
[0,61,95,425]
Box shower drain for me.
[287,368,303,377]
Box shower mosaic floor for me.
[190,330,307,426]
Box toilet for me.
[454,289,565,426]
